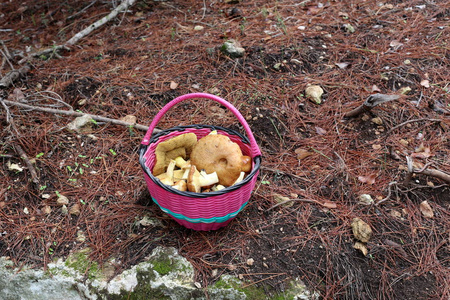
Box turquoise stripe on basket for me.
[152,197,248,224]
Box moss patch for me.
[64,248,100,280]
[213,275,267,300]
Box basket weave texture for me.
[139,93,261,231]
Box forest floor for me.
[0,0,449,299]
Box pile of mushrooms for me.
[153,131,252,193]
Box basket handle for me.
[141,92,261,157]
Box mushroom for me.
[187,165,219,193]
[241,156,252,173]
[172,180,187,192]
[153,133,197,176]
[190,134,250,186]
[232,171,246,185]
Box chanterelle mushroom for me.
[153,133,197,176]
[190,133,249,186]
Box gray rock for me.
[0,247,318,299]
[221,39,245,58]
[67,114,95,134]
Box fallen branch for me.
[65,0,136,47]
[0,64,31,88]
[344,93,401,118]
[404,156,450,184]
[0,98,40,184]
[18,0,136,64]
[1,98,160,134]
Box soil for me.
[1,0,449,299]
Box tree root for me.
[1,98,159,134]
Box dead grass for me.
[1,0,449,299]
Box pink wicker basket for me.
[139,93,261,231]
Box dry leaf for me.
[420,80,430,88]
[315,126,327,135]
[351,217,372,243]
[353,241,368,256]
[371,85,381,93]
[372,144,382,150]
[322,201,337,209]
[358,174,376,185]
[419,201,434,218]
[170,81,179,89]
[273,193,293,207]
[295,148,314,160]
[389,40,403,49]
[335,62,350,69]
[398,86,412,95]
[7,161,24,172]
[11,88,25,101]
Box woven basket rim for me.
[139,124,262,198]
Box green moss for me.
[213,276,267,300]
[152,257,173,276]
[64,248,100,280]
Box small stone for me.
[399,139,409,146]
[211,269,218,277]
[351,218,372,243]
[358,194,374,205]
[61,205,68,214]
[23,207,29,214]
[371,117,383,125]
[389,209,402,219]
[372,144,382,150]
[305,85,324,104]
[246,258,254,266]
[221,39,245,58]
[67,114,95,134]
[419,201,434,218]
[43,205,52,214]
[193,25,204,31]
[76,230,86,242]
[353,241,368,256]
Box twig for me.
[344,93,401,118]
[67,0,98,20]
[18,0,137,64]
[0,64,31,88]
[405,156,450,184]
[0,98,40,184]
[1,99,160,133]
[65,0,136,46]
[385,118,442,138]
[14,144,40,184]
[375,181,398,206]
[260,165,311,182]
